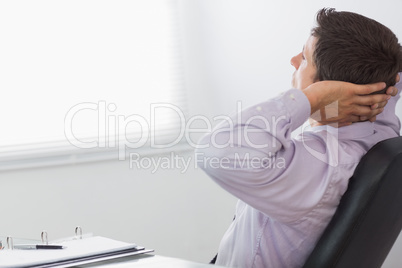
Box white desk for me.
[74,254,220,268]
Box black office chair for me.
[303,136,402,268]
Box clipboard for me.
[0,227,154,268]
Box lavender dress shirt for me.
[196,80,401,268]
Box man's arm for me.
[303,78,399,126]
[196,88,339,223]
[196,80,399,223]
[303,81,387,126]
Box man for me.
[196,8,402,267]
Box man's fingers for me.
[371,100,388,109]
[313,79,395,127]
[355,93,390,106]
[386,86,398,96]
[369,115,377,122]
[356,82,386,95]
[363,108,384,120]
[320,114,360,124]
[351,105,384,118]
[348,115,361,123]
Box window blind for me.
[0,0,188,169]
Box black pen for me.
[14,244,65,250]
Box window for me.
[0,0,187,169]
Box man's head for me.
[291,8,402,90]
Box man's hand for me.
[366,74,400,122]
[303,80,398,127]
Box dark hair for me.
[311,8,402,90]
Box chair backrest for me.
[303,136,402,268]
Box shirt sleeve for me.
[195,88,344,223]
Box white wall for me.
[1,0,402,267]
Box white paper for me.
[0,236,138,268]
